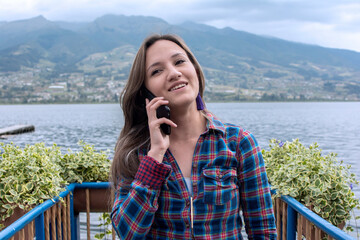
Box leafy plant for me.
[262,139,359,227]
[94,213,113,240]
[0,142,66,229]
[58,140,111,183]
[0,141,111,230]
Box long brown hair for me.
[111,34,206,188]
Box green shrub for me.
[0,143,65,227]
[58,141,111,183]
[263,139,359,226]
[0,141,111,230]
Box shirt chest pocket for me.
[202,167,238,205]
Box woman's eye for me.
[175,59,185,65]
[151,69,160,76]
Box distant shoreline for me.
[1,99,359,106]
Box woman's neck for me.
[170,105,207,141]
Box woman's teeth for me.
[170,84,186,91]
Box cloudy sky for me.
[1,0,360,52]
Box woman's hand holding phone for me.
[145,97,177,163]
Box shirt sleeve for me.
[111,155,172,240]
[237,131,277,240]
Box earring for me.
[196,93,205,110]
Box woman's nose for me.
[167,66,182,81]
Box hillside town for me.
[1,65,359,104]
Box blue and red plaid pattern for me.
[111,112,277,239]
[135,156,172,189]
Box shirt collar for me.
[205,112,226,136]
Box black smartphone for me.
[142,88,171,135]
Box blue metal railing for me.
[0,182,356,240]
[281,195,355,240]
[0,184,72,240]
[0,182,110,240]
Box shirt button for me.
[185,222,190,228]
[186,200,190,207]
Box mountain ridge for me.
[0,14,359,103]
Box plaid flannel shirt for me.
[111,112,277,239]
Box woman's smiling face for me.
[145,40,199,109]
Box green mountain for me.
[0,14,359,103]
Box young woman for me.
[110,34,277,239]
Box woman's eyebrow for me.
[147,62,161,73]
[170,52,186,59]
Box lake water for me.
[1,102,359,167]
[1,102,360,237]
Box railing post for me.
[35,212,45,240]
[287,205,297,240]
[70,190,80,240]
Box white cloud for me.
[0,0,359,52]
